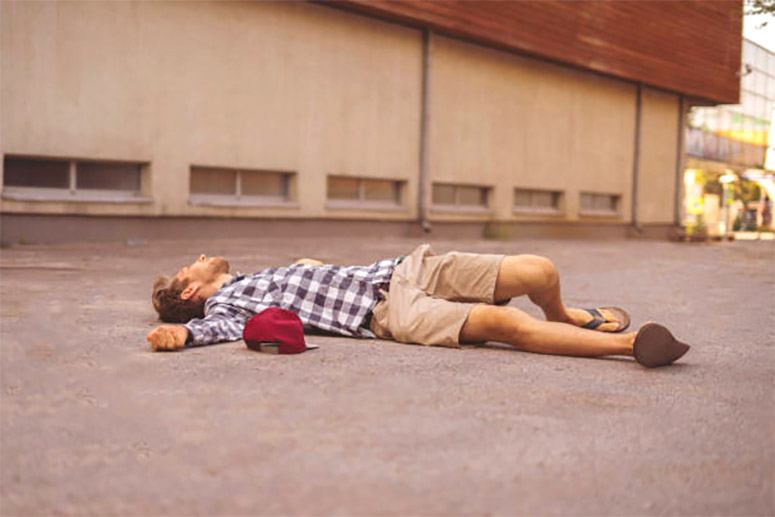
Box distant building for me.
[0,1,742,244]
[684,39,775,234]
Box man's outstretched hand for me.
[147,325,189,351]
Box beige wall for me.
[1,1,681,230]
[428,36,637,223]
[1,1,422,220]
[637,87,680,224]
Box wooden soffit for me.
[328,0,742,105]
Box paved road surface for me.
[1,237,773,516]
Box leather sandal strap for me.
[582,308,606,330]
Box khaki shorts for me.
[370,244,506,348]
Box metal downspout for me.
[631,83,643,233]
[417,29,432,233]
[674,95,687,227]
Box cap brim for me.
[246,341,318,354]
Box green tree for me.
[746,0,775,22]
[734,180,762,205]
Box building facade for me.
[0,1,742,244]
[685,38,775,235]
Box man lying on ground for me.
[147,244,690,368]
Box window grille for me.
[326,175,404,209]
[189,166,295,207]
[431,183,491,210]
[514,188,563,213]
[3,155,145,202]
[579,192,621,215]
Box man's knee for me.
[460,305,535,343]
[512,254,559,288]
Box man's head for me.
[152,254,231,323]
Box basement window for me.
[189,166,296,207]
[431,183,491,212]
[513,188,564,214]
[326,176,405,210]
[580,192,621,216]
[2,155,147,202]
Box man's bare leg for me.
[494,255,621,331]
[460,304,635,357]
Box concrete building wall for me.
[1,1,422,220]
[638,87,680,224]
[1,1,683,242]
[428,35,636,223]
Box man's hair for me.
[152,275,205,323]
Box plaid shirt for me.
[184,257,400,346]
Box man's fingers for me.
[161,330,180,350]
[147,327,184,351]
[147,328,165,351]
[161,331,173,350]
[147,330,158,350]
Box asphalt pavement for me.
[1,236,773,516]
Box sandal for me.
[633,323,691,368]
[581,306,631,333]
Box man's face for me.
[175,255,230,289]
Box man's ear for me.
[180,283,200,301]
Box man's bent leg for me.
[493,255,622,332]
[460,304,635,357]
[493,255,569,319]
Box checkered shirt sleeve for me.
[183,257,399,346]
[184,304,251,347]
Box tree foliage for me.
[746,0,775,18]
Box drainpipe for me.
[417,29,432,233]
[674,95,687,227]
[631,83,643,234]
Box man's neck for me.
[212,273,234,291]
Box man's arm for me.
[185,308,248,347]
[147,305,250,351]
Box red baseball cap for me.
[243,308,319,355]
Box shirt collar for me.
[221,273,245,288]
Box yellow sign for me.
[684,169,704,215]
[717,129,768,146]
